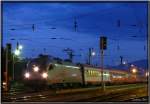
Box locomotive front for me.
[24,58,49,88]
[24,65,48,80]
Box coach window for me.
[86,70,88,76]
[96,72,99,77]
[90,70,92,76]
[92,71,94,76]
[99,72,101,76]
[89,70,91,76]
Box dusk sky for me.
[2,2,148,66]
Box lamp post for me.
[91,51,96,56]
[18,45,23,50]
[88,48,96,65]
[12,45,23,80]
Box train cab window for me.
[48,64,54,70]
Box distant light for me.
[91,52,96,56]
[42,72,48,78]
[146,72,149,77]
[123,61,126,65]
[18,45,23,50]
[14,49,20,56]
[33,66,39,72]
[132,68,137,73]
[131,64,134,67]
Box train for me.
[23,55,146,89]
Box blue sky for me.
[2,2,148,66]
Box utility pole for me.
[100,36,107,91]
[63,48,74,62]
[69,51,73,62]
[17,42,19,50]
[74,17,77,32]
[88,48,92,65]
[88,48,95,65]
[120,56,123,65]
[32,24,35,31]
[43,48,46,54]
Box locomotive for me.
[23,55,145,88]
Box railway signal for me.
[100,36,107,91]
[100,37,107,50]
[120,56,123,65]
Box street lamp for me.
[14,49,20,56]
[18,45,23,50]
[132,68,137,74]
[88,48,96,65]
[91,51,96,56]
[122,61,126,65]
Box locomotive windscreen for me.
[27,55,51,71]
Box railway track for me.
[2,83,148,102]
[76,85,148,102]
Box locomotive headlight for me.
[33,66,39,72]
[42,72,48,78]
[24,72,30,78]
